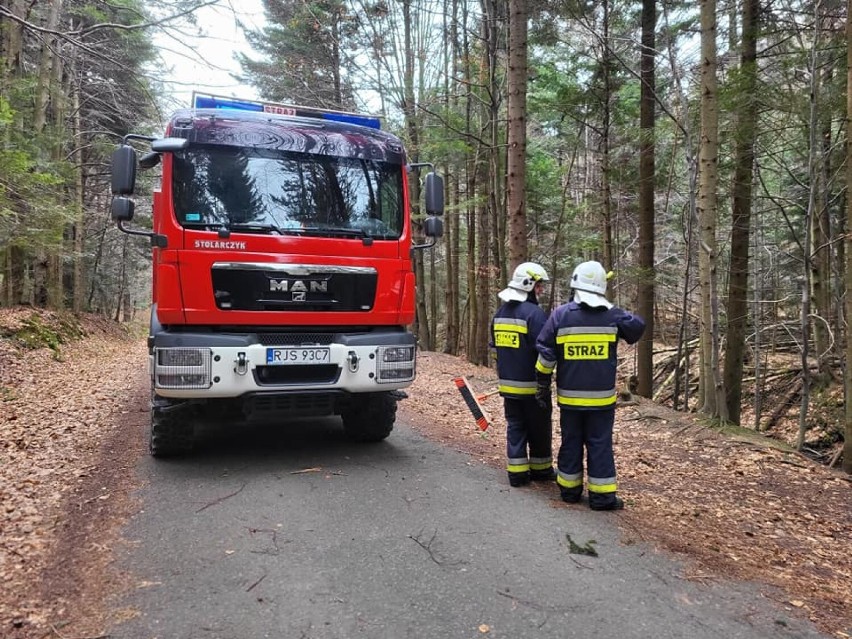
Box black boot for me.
[589,495,624,511]
[508,471,530,487]
[560,487,582,503]
[530,467,556,482]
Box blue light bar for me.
[321,113,381,129]
[191,93,381,129]
[193,95,263,111]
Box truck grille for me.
[256,333,334,346]
[211,263,377,312]
[254,364,341,386]
[244,392,340,418]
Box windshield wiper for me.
[300,227,369,238]
[223,223,283,235]
[180,221,283,236]
[181,221,216,230]
[298,226,375,245]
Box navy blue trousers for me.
[504,396,552,476]
[557,408,618,507]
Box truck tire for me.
[150,395,195,457]
[341,391,396,442]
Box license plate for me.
[266,347,331,365]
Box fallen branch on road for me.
[195,483,247,513]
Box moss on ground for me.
[8,312,85,358]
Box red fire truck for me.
[110,94,443,456]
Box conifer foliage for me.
[1,0,162,317]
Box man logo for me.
[269,279,328,294]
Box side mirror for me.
[111,145,137,195]
[423,216,443,238]
[423,172,444,216]
[111,197,135,222]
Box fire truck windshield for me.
[172,146,404,239]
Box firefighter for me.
[491,262,555,487]
[535,261,645,510]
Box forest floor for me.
[0,307,850,638]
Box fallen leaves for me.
[401,351,852,636]
[0,309,146,638]
[1,313,851,638]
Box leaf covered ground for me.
[0,308,850,638]
[401,352,852,638]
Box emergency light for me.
[191,92,382,130]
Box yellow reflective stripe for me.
[529,461,553,471]
[535,360,554,374]
[557,395,616,407]
[498,384,537,395]
[557,326,617,336]
[507,463,530,473]
[587,482,617,494]
[556,333,616,344]
[557,475,583,488]
[493,323,528,334]
[499,379,536,388]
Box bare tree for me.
[635,0,656,398]
[723,0,759,424]
[845,0,852,473]
[506,0,527,269]
[697,0,727,420]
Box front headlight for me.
[376,345,416,383]
[158,348,205,367]
[381,346,415,362]
[154,348,212,389]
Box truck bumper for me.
[148,328,416,399]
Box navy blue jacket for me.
[535,301,645,409]
[491,299,548,398]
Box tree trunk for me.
[697,0,726,420]
[600,0,614,270]
[114,236,127,322]
[2,0,26,78]
[463,0,476,357]
[798,1,824,451]
[467,158,477,357]
[469,0,500,366]
[444,171,461,355]
[811,68,833,378]
[635,0,656,398]
[401,0,431,350]
[4,246,25,305]
[844,0,852,473]
[442,0,460,355]
[506,0,528,269]
[71,61,85,313]
[33,0,63,134]
[723,0,758,425]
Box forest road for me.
[107,399,830,639]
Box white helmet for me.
[498,262,549,302]
[571,261,613,309]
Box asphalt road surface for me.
[112,417,827,639]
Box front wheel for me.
[150,393,195,457]
[341,391,397,442]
